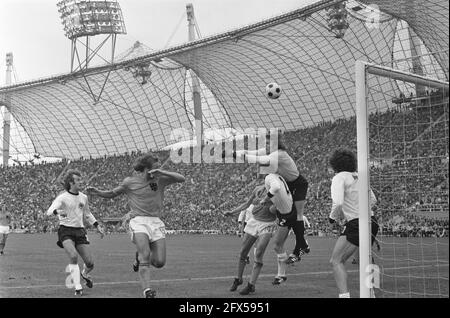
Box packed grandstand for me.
[1,95,447,237]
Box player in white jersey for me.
[224,173,290,295]
[87,154,185,298]
[0,202,12,255]
[328,149,379,298]
[46,170,105,296]
[237,133,310,265]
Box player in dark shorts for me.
[46,170,104,296]
[328,149,378,298]
[271,204,298,284]
[238,133,310,265]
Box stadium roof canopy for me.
[0,0,448,160]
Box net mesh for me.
[364,49,449,297]
[0,0,448,160]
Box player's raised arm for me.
[86,187,121,199]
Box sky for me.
[0,0,318,83]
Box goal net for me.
[355,54,449,297]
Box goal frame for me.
[355,60,449,298]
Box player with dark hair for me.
[87,153,185,298]
[224,171,292,295]
[46,169,105,296]
[0,203,11,255]
[328,149,379,298]
[237,133,309,265]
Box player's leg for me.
[371,217,380,264]
[248,233,272,289]
[122,213,139,272]
[133,232,154,297]
[131,233,139,272]
[240,232,271,295]
[62,239,83,295]
[133,250,140,272]
[351,248,359,264]
[149,238,166,268]
[76,244,95,288]
[293,200,309,250]
[0,233,7,255]
[272,226,290,284]
[290,178,310,260]
[231,233,256,291]
[330,235,358,298]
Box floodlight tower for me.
[57,0,126,102]
[2,53,13,167]
[186,3,203,151]
[57,0,126,72]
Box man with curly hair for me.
[328,149,379,298]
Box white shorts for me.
[244,217,277,238]
[129,216,166,243]
[0,225,10,235]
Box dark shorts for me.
[276,205,297,229]
[340,216,379,247]
[57,225,90,248]
[287,174,308,201]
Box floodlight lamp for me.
[129,62,152,85]
[326,1,349,38]
[6,53,13,66]
[57,0,126,40]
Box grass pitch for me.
[0,233,447,298]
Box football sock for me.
[68,264,83,290]
[293,221,306,255]
[277,252,288,277]
[138,262,152,291]
[82,263,94,277]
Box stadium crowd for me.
[0,100,448,237]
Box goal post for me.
[355,60,449,298]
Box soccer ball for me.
[265,82,281,99]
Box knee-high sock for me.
[237,255,248,280]
[82,263,94,277]
[292,221,308,255]
[68,264,83,290]
[250,262,263,285]
[277,253,288,277]
[138,262,151,291]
